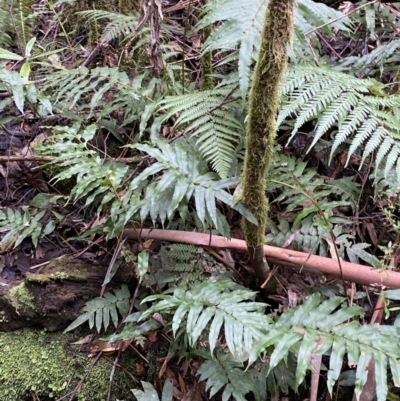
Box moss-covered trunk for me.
[241,0,296,285]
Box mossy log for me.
[0,257,133,332]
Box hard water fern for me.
[64,285,130,334]
[197,354,255,401]
[138,279,400,401]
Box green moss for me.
[25,271,86,284]
[9,282,36,314]
[0,329,138,401]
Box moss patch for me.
[9,282,36,314]
[0,329,138,401]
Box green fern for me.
[41,66,164,139]
[64,285,130,333]
[141,279,271,361]
[160,87,243,178]
[278,64,400,178]
[336,40,400,77]
[77,10,140,43]
[38,124,130,208]
[0,0,33,49]
[147,243,227,288]
[198,354,254,401]
[127,138,256,237]
[248,293,400,401]
[0,206,56,251]
[199,0,351,96]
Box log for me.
[123,228,400,289]
[0,257,133,332]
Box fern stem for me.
[241,0,295,285]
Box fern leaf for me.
[198,354,254,401]
[63,285,130,333]
[129,139,256,236]
[78,10,140,43]
[160,88,243,178]
[199,0,351,95]
[249,293,400,401]
[279,65,400,179]
[141,279,271,360]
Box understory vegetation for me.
[2,0,400,400]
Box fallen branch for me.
[123,228,400,289]
[0,155,142,163]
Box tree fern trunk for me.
[241,0,296,285]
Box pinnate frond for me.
[160,88,243,178]
[64,285,131,333]
[140,279,271,360]
[249,293,400,401]
[279,65,400,179]
[198,354,254,401]
[128,139,256,237]
[199,0,351,96]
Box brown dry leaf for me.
[282,231,297,249]
[142,239,154,249]
[158,358,168,378]
[178,373,186,394]
[218,249,235,270]
[365,221,378,246]
[152,312,165,326]
[90,215,108,229]
[287,288,297,308]
[181,385,202,401]
[90,338,133,353]
[35,246,45,259]
[191,34,202,49]
[136,363,146,376]
[0,165,6,178]
[165,368,178,385]
[71,334,95,345]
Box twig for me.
[0,155,142,163]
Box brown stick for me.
[122,228,400,289]
[0,155,142,163]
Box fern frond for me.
[279,65,400,179]
[78,10,140,43]
[0,0,33,49]
[0,207,52,251]
[336,39,400,77]
[128,139,256,237]
[199,0,351,96]
[198,354,254,401]
[64,285,131,333]
[38,125,132,216]
[160,88,243,178]
[249,293,400,401]
[141,279,271,360]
